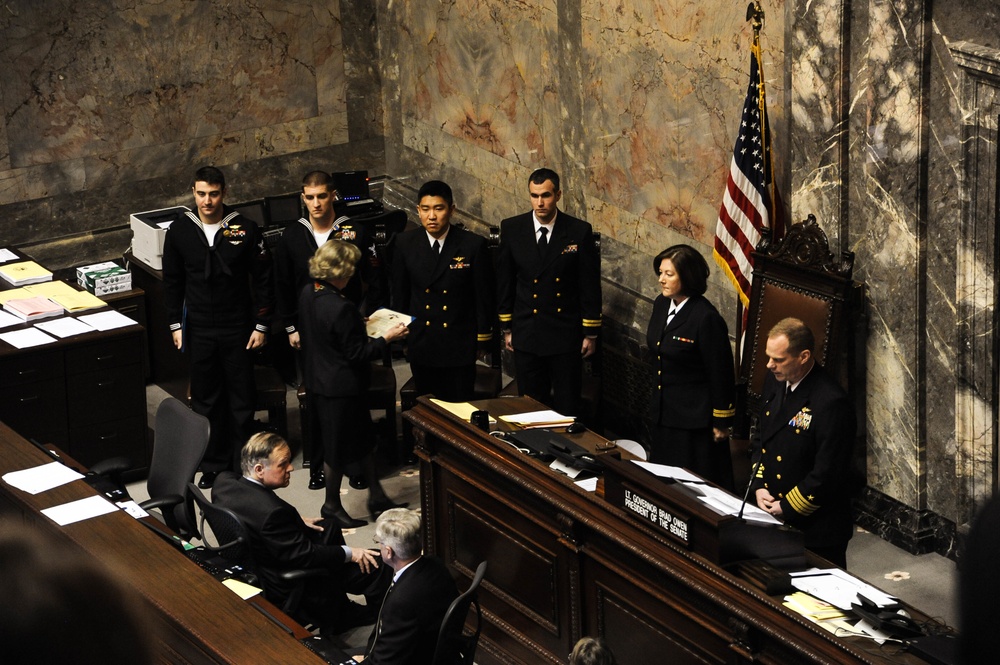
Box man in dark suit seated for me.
[212,432,391,631]
[359,508,458,665]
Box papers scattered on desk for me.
[365,307,414,338]
[0,248,17,263]
[24,280,80,297]
[789,567,898,610]
[48,290,106,312]
[0,327,57,348]
[0,287,33,304]
[633,460,706,484]
[34,316,97,338]
[549,457,584,479]
[575,477,599,492]
[0,310,22,329]
[2,461,85,494]
[499,409,574,428]
[78,309,136,331]
[41,494,118,526]
[222,578,262,600]
[688,484,782,525]
[429,398,497,425]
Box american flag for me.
[713,40,780,310]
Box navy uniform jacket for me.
[298,280,388,398]
[750,365,856,548]
[162,208,273,333]
[389,226,494,367]
[365,556,458,665]
[211,472,349,605]
[274,216,383,336]
[497,211,601,355]
[646,294,735,430]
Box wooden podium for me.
[406,396,938,665]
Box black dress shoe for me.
[308,470,326,490]
[367,498,409,520]
[197,471,218,489]
[321,508,367,530]
[348,475,368,490]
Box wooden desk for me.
[407,396,939,665]
[0,422,323,664]
[0,300,148,476]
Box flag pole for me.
[748,0,774,240]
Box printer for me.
[130,206,189,270]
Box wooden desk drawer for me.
[0,351,63,389]
[0,378,69,445]
[68,415,145,467]
[66,335,142,374]
[67,363,144,425]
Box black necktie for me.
[432,240,441,254]
[538,226,548,253]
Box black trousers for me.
[513,349,582,417]
[410,363,476,403]
[187,325,256,473]
[649,423,735,493]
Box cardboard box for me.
[130,205,189,270]
[76,261,132,296]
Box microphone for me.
[737,399,770,520]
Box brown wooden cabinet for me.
[407,396,941,665]
[0,324,148,473]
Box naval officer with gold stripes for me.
[752,317,857,568]
[389,180,494,402]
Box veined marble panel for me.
[580,0,785,245]
[399,0,555,167]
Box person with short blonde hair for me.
[299,240,409,529]
[309,239,361,282]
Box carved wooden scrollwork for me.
[757,214,854,277]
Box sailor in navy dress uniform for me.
[751,317,856,568]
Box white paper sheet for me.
[0,327,57,348]
[0,248,17,263]
[34,316,97,338]
[574,477,599,492]
[0,310,22,329]
[2,461,85,494]
[77,309,136,331]
[632,460,706,483]
[689,483,783,524]
[549,457,583,478]
[499,409,574,427]
[789,567,899,610]
[41,495,119,526]
[116,500,150,519]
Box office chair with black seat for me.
[432,561,488,665]
[90,397,209,540]
[187,483,330,623]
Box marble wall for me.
[0,0,385,266]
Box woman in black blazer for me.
[645,244,736,491]
[299,240,409,528]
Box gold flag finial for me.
[746,1,764,32]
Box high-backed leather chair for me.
[731,214,863,481]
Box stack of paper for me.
[498,409,575,429]
[0,248,17,263]
[0,260,52,286]
[3,296,64,322]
